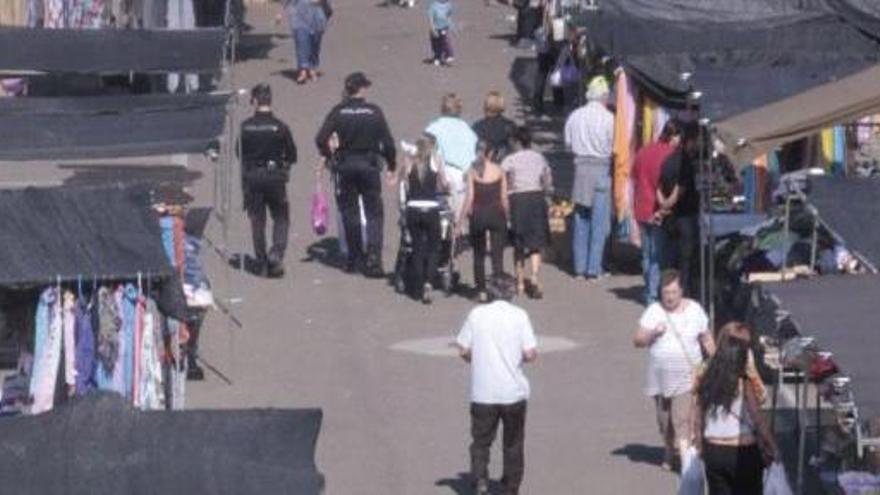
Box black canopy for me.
[0,27,226,74]
[0,394,325,494]
[0,94,229,160]
[0,184,173,286]
[760,275,880,419]
[808,177,880,271]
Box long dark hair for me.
[698,336,748,414]
[472,140,490,179]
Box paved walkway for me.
[1,2,680,493]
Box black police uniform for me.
[315,96,396,273]
[241,110,297,272]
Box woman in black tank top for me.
[459,141,509,301]
[402,138,448,303]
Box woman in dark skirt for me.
[502,126,553,298]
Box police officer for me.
[315,72,397,277]
[241,83,297,278]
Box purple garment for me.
[74,299,96,395]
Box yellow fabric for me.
[820,128,834,168]
[642,98,656,145]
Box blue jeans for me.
[294,28,323,70]
[572,176,610,277]
[639,222,665,305]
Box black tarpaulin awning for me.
[0,93,229,160]
[0,27,226,74]
[0,184,173,286]
[760,275,880,419]
[806,177,880,271]
[0,394,325,494]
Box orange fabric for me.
[613,70,636,220]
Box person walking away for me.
[564,76,614,281]
[633,269,715,471]
[694,326,779,494]
[459,141,509,302]
[658,122,701,297]
[286,0,330,84]
[316,72,397,277]
[400,136,448,304]
[240,83,297,278]
[502,126,552,299]
[427,0,454,66]
[472,91,516,162]
[456,273,538,495]
[426,93,478,221]
[632,120,681,305]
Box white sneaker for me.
[433,59,441,66]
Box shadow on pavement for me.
[610,443,665,467]
[238,33,287,61]
[435,472,505,494]
[302,238,347,270]
[606,285,645,306]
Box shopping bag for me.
[764,462,794,495]
[679,446,705,495]
[311,184,329,236]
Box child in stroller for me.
[393,135,459,304]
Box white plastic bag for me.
[764,462,794,495]
[679,446,705,495]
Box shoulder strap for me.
[664,308,698,369]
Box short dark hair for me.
[658,120,681,144]
[487,273,517,302]
[660,269,682,290]
[251,83,272,106]
[513,126,532,148]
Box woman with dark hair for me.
[502,126,553,298]
[695,324,779,495]
[459,141,509,302]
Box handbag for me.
[678,446,705,495]
[763,462,794,495]
[311,179,329,236]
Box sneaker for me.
[421,283,433,305]
[475,479,489,495]
[445,56,455,63]
[433,59,441,66]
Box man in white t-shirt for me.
[633,269,715,471]
[456,274,538,495]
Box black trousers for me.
[703,443,764,495]
[533,45,565,112]
[245,181,289,263]
[337,158,384,266]
[430,29,451,61]
[669,215,699,298]
[407,208,441,292]
[470,208,506,291]
[470,401,527,494]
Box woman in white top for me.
[694,325,779,494]
[633,269,715,471]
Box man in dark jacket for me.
[315,72,397,277]
[241,83,297,277]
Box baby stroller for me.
[392,181,460,299]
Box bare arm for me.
[700,330,716,357]
[458,171,475,225]
[744,382,779,459]
[656,184,680,211]
[457,345,471,363]
[633,326,662,348]
[500,170,510,218]
[523,347,538,363]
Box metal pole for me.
[782,196,792,278]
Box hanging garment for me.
[612,70,637,222]
[96,286,127,395]
[120,284,138,400]
[140,299,165,410]
[833,126,846,177]
[653,106,670,145]
[43,0,67,28]
[29,288,62,414]
[167,0,199,93]
[820,127,834,169]
[62,291,77,394]
[70,0,104,28]
[132,293,144,407]
[642,97,656,146]
[0,0,28,26]
[74,295,96,395]
[95,286,120,387]
[27,0,43,26]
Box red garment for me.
[632,141,676,223]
